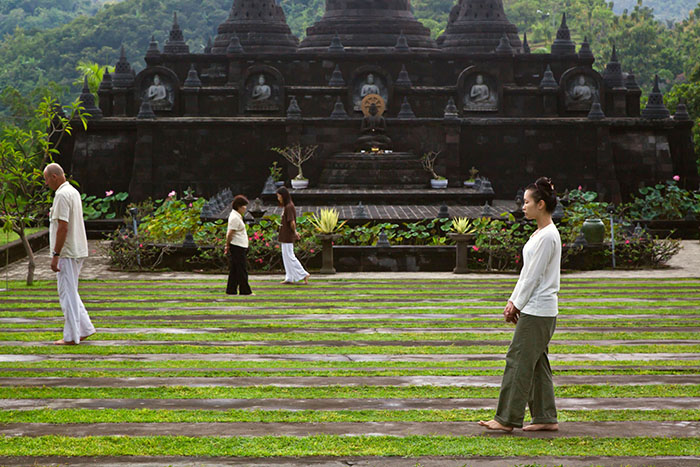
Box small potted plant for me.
[309,208,346,274]
[271,144,318,190]
[448,217,476,274]
[269,162,284,188]
[464,166,479,189]
[421,150,448,189]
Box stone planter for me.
[448,232,475,274]
[291,179,309,190]
[463,181,476,189]
[274,181,285,188]
[430,179,448,189]
[317,234,341,274]
[581,218,605,244]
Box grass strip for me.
[2,360,697,370]
[2,409,699,424]
[2,385,699,400]
[2,344,699,355]
[1,368,697,378]
[0,435,698,457]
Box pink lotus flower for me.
[673,175,680,181]
[310,249,315,253]
[188,203,193,208]
[168,190,176,198]
[105,190,114,197]
[139,243,143,248]
[578,185,582,191]
[625,239,630,244]
[265,242,270,247]
[472,246,479,251]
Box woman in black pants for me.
[225,195,253,295]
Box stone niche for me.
[560,67,604,113]
[241,65,284,114]
[136,67,178,113]
[350,66,392,113]
[458,67,501,114]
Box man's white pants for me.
[281,243,308,283]
[57,258,95,344]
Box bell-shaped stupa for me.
[438,0,521,53]
[299,0,437,51]
[211,0,298,54]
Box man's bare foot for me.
[54,339,76,345]
[523,423,559,431]
[80,332,96,342]
[478,420,513,432]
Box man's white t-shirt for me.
[49,182,88,259]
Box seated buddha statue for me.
[355,103,392,151]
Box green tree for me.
[0,92,87,285]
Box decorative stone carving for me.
[142,74,174,111]
[463,74,498,112]
[353,72,389,112]
[567,75,596,109]
[244,70,281,112]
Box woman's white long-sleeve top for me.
[509,222,562,317]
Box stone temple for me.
[60,0,697,208]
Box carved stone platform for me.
[318,152,430,189]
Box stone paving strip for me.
[2,375,699,388]
[4,326,700,333]
[1,455,698,467]
[2,420,700,438]
[3,397,699,411]
[3,352,698,363]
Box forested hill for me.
[612,0,698,22]
[1,0,699,104]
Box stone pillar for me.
[443,120,461,187]
[129,122,155,200]
[626,89,641,117]
[112,89,129,117]
[607,89,627,118]
[541,89,558,116]
[593,125,621,204]
[98,90,113,117]
[183,89,199,116]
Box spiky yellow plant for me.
[451,217,476,235]
[310,208,347,234]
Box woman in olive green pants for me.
[479,177,562,433]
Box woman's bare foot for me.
[302,275,310,285]
[478,420,513,432]
[80,332,96,342]
[280,281,293,285]
[54,339,76,345]
[523,423,559,432]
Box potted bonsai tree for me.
[271,144,318,190]
[421,150,448,189]
[464,166,479,189]
[309,208,346,274]
[448,216,477,274]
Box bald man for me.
[43,163,95,345]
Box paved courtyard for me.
[0,242,698,465]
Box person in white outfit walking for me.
[276,186,310,285]
[43,163,95,345]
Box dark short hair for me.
[525,177,557,213]
[276,186,292,207]
[231,195,249,211]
